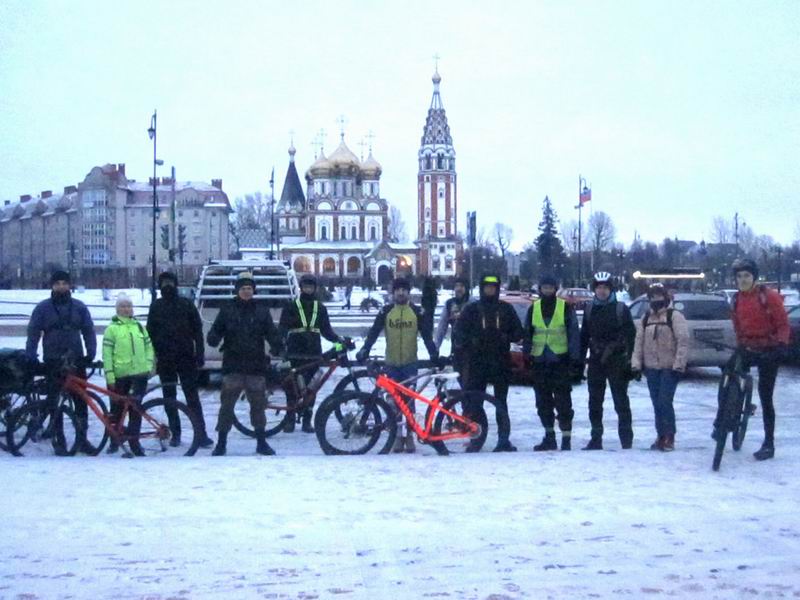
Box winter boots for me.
[533,431,557,452]
[661,434,674,452]
[561,432,571,451]
[255,427,276,455]
[582,436,603,451]
[283,416,296,433]
[753,442,774,461]
[404,434,416,454]
[650,436,663,450]
[301,409,315,434]
[493,439,518,452]
[619,429,634,450]
[212,431,228,456]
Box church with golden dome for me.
[275,68,461,284]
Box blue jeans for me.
[644,369,680,436]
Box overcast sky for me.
[1,0,798,250]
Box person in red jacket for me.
[720,258,791,461]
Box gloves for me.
[430,353,446,370]
[78,356,95,369]
[355,348,369,364]
[630,368,642,382]
[196,354,205,369]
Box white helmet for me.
[591,271,614,290]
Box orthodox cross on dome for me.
[311,132,322,159]
[357,138,366,162]
[366,129,376,153]
[336,115,348,141]
[318,128,327,153]
[433,52,441,72]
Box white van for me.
[195,259,299,375]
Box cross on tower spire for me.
[336,115,348,141]
[366,129,376,153]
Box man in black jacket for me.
[454,274,524,452]
[279,274,346,433]
[207,272,284,456]
[146,272,213,448]
[579,271,637,450]
[522,275,581,451]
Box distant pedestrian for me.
[344,283,353,310]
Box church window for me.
[351,226,357,240]
[438,187,445,199]
[425,156,432,170]
[321,225,328,240]
[340,226,346,240]
[347,256,361,274]
[323,257,336,274]
[437,153,443,169]
[370,226,377,241]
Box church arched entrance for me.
[377,264,393,286]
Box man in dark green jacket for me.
[207,272,284,456]
[356,277,439,453]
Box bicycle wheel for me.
[231,382,293,438]
[137,398,202,456]
[77,391,110,455]
[0,391,33,452]
[315,391,396,455]
[332,370,378,422]
[429,391,489,456]
[732,376,755,451]
[6,401,80,457]
[712,377,742,471]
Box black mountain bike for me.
[705,342,755,471]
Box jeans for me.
[644,369,680,437]
[216,374,267,434]
[158,362,208,436]
[463,370,512,444]
[385,364,418,429]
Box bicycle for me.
[0,376,49,453]
[7,359,203,457]
[703,341,755,471]
[231,340,360,438]
[314,358,494,456]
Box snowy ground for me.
[1,325,799,598]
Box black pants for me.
[158,362,208,435]
[532,361,574,432]
[44,361,89,442]
[110,375,148,448]
[587,360,633,443]
[286,361,318,417]
[716,353,779,445]
[464,368,511,443]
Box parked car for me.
[713,289,739,304]
[786,305,800,363]
[780,289,800,308]
[501,292,536,385]
[628,292,736,368]
[559,287,593,312]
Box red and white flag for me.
[579,187,592,205]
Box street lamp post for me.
[147,110,164,303]
[774,245,784,293]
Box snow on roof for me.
[281,240,377,251]
[122,181,224,194]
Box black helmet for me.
[646,283,670,299]
[391,277,411,291]
[591,271,614,291]
[158,271,178,287]
[299,274,317,287]
[50,270,70,285]
[732,257,759,280]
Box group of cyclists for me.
[23,256,790,459]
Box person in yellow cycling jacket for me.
[102,294,154,455]
[356,277,439,453]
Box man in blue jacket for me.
[26,270,97,453]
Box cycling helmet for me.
[391,277,411,291]
[591,271,614,291]
[481,275,501,288]
[732,257,759,280]
[646,283,671,299]
[538,274,558,289]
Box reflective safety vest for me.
[289,299,320,334]
[531,298,568,356]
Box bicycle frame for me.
[375,374,479,443]
[62,374,168,445]
[265,353,356,413]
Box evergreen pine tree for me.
[535,196,566,276]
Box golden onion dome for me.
[306,150,332,177]
[361,151,382,178]
[327,140,361,171]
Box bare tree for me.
[492,222,513,259]
[561,219,580,253]
[710,216,732,244]
[387,205,408,242]
[232,191,270,231]
[587,211,616,254]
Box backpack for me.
[0,348,31,392]
[642,308,674,335]
[731,286,769,315]
[582,301,625,328]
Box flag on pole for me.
[579,186,591,205]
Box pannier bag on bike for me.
[0,349,32,392]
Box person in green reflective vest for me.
[357,277,439,453]
[522,275,581,451]
[279,274,347,433]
